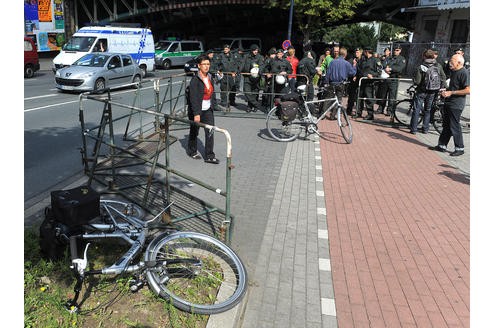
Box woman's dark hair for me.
[196,54,210,64]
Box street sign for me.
[282,40,291,50]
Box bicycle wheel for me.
[393,99,414,126]
[100,199,144,220]
[144,231,247,315]
[432,105,444,134]
[337,106,353,144]
[266,106,302,142]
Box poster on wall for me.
[38,0,53,22]
[24,0,40,33]
[24,0,65,51]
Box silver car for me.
[55,53,142,92]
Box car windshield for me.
[63,36,97,52]
[73,54,110,67]
[155,41,172,50]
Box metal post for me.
[287,0,294,41]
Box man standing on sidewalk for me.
[431,54,470,156]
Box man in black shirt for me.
[431,54,470,156]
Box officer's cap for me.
[268,47,277,55]
[454,47,464,53]
[364,46,374,52]
[354,47,362,52]
[276,49,284,54]
[250,44,259,51]
[206,49,214,55]
[223,44,230,49]
[393,45,402,50]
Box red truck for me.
[24,36,40,78]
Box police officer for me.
[358,46,382,120]
[297,51,317,102]
[267,49,292,97]
[241,44,265,112]
[376,47,391,113]
[218,44,239,107]
[261,47,277,108]
[381,45,406,121]
[346,47,364,115]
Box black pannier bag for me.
[280,92,301,104]
[50,185,100,227]
[278,101,299,121]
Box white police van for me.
[53,26,155,76]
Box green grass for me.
[24,226,209,327]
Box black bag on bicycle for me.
[50,185,100,228]
[278,101,299,121]
[280,92,301,104]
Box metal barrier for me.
[355,77,413,113]
[78,76,235,243]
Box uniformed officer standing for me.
[261,47,277,108]
[266,49,292,97]
[381,45,406,121]
[346,47,363,115]
[376,47,391,113]
[358,47,382,120]
[297,51,317,101]
[241,44,265,112]
[218,44,239,107]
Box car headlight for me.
[185,63,190,67]
[55,70,61,77]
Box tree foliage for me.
[378,22,408,42]
[323,24,377,52]
[266,0,365,42]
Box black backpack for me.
[424,64,441,91]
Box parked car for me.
[24,37,40,78]
[55,53,142,92]
[155,39,204,70]
[184,55,200,73]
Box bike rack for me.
[78,75,235,243]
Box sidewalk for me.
[238,111,469,327]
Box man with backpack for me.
[410,49,446,134]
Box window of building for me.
[450,19,469,43]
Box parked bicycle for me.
[393,85,445,134]
[39,186,247,315]
[266,84,352,143]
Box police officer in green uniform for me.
[241,44,265,112]
[382,45,406,121]
[218,44,239,107]
[358,46,382,120]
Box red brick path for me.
[318,118,469,327]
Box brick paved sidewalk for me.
[318,117,469,327]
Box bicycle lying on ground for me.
[265,84,352,143]
[393,85,445,134]
[39,186,247,315]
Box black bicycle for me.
[393,85,445,134]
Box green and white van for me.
[154,40,204,69]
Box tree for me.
[378,22,408,42]
[266,0,365,43]
[323,24,377,51]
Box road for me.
[24,67,186,204]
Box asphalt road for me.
[24,67,186,204]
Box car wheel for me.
[162,59,171,70]
[25,65,34,78]
[94,78,105,91]
[139,65,146,78]
[132,75,141,89]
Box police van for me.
[52,26,155,76]
[154,39,204,69]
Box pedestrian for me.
[376,47,391,113]
[186,54,220,164]
[378,45,406,121]
[286,46,299,92]
[410,49,446,134]
[346,47,364,115]
[267,49,292,97]
[262,47,278,108]
[357,46,382,120]
[323,47,357,118]
[297,51,317,102]
[431,54,470,156]
[218,44,239,107]
[241,44,265,112]
[205,49,222,111]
